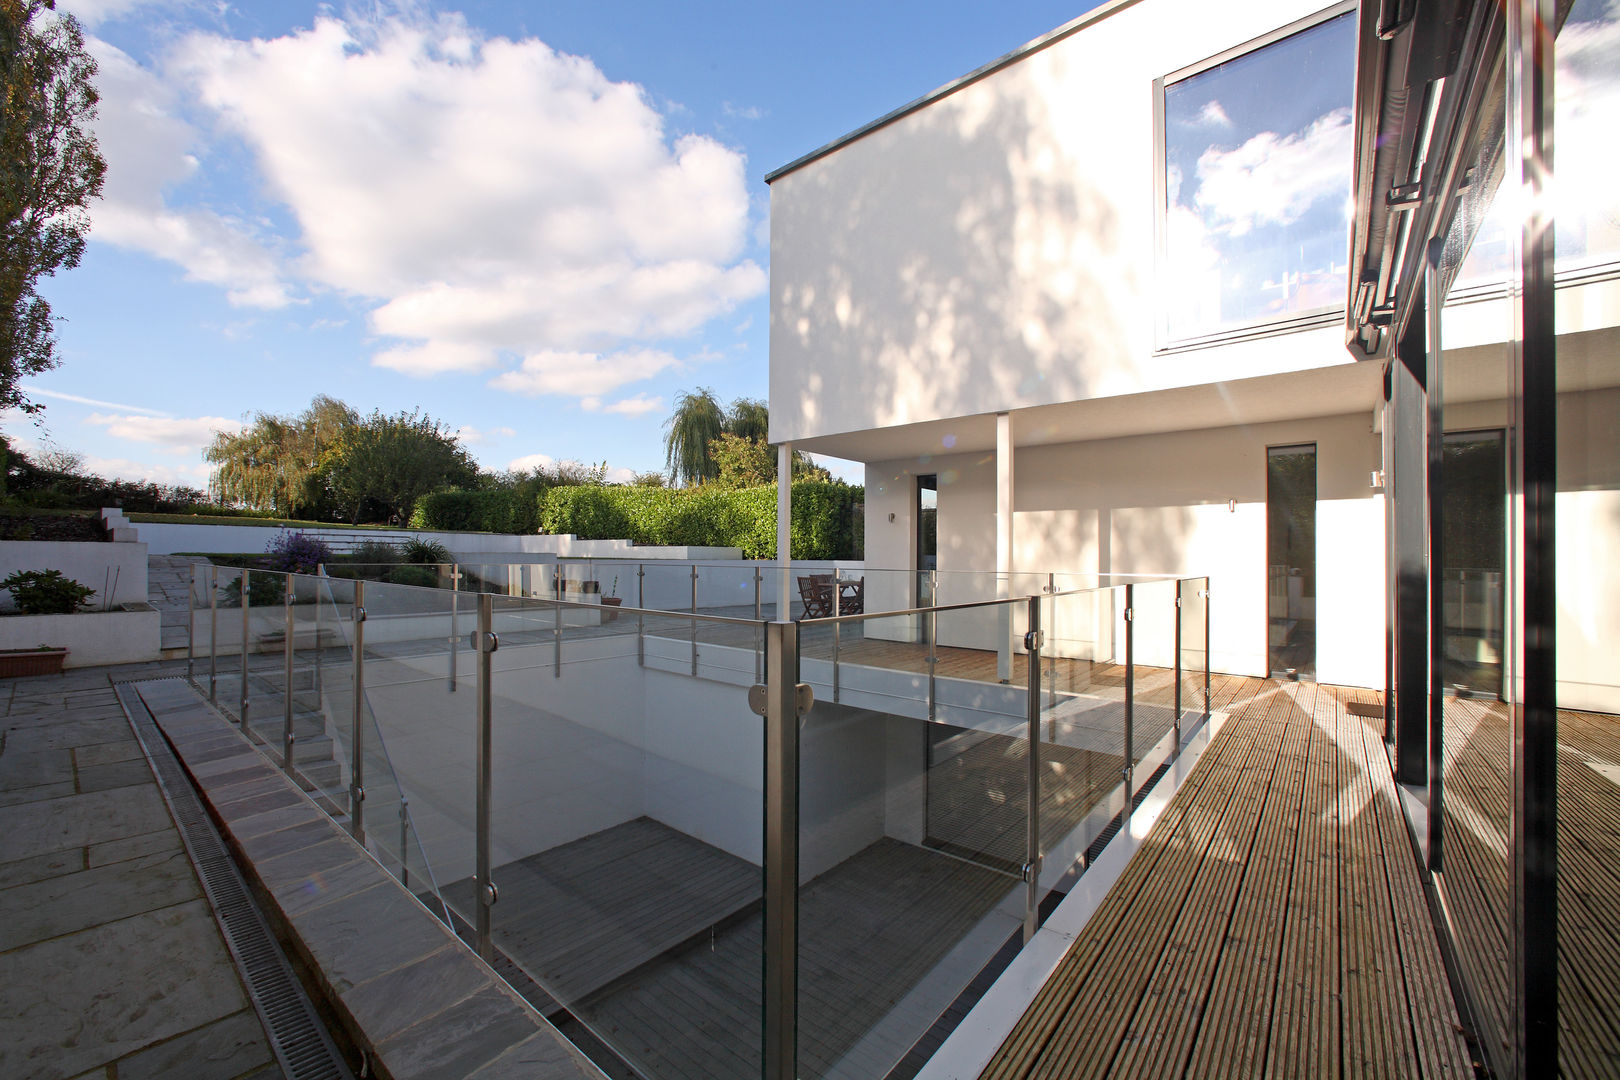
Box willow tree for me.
[663,387,726,487]
[205,395,356,516]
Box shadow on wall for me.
[774,70,1133,437]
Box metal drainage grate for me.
[117,679,355,1080]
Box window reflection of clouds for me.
[1163,12,1355,341]
[1453,0,1620,290]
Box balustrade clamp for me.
[467,630,500,653]
[1023,629,1044,651]
[482,881,499,907]
[1124,607,1134,622]
[749,682,814,718]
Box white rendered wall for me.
[867,411,1386,686]
[769,0,1354,444]
[0,540,149,611]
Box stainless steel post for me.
[636,564,645,668]
[832,570,841,704]
[239,570,251,728]
[1024,596,1043,944]
[283,574,295,778]
[1203,582,1211,717]
[553,567,562,678]
[186,563,197,679]
[755,565,764,683]
[399,798,410,890]
[448,563,458,692]
[475,593,498,962]
[927,608,938,724]
[1174,581,1184,748]
[1047,572,1057,711]
[349,580,367,843]
[1123,584,1135,824]
[690,564,699,677]
[763,620,803,1080]
[209,565,218,702]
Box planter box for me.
[0,647,68,677]
[0,608,161,668]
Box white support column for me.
[997,413,1015,682]
[778,442,792,619]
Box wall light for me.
[888,512,896,522]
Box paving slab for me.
[0,848,201,952]
[0,784,171,864]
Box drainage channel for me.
[116,679,355,1080]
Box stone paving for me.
[0,660,285,1080]
[148,554,208,654]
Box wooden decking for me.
[981,677,1473,1080]
[1440,696,1620,1078]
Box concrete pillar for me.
[997,413,1014,682]
[778,442,792,619]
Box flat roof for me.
[763,0,1143,184]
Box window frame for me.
[1152,0,1359,353]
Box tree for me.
[205,395,357,516]
[708,431,833,488]
[0,1,105,415]
[663,387,726,486]
[320,408,478,524]
[726,397,769,443]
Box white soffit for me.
[792,363,1385,463]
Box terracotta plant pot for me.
[0,647,68,677]
[600,596,623,623]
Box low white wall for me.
[0,608,160,666]
[129,518,744,564]
[0,540,149,611]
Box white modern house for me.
[765,0,1618,1075]
[765,0,1618,711]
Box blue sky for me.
[11,0,1104,490]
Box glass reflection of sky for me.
[1163,12,1355,341]
[1453,0,1620,290]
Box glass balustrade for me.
[181,563,1209,1080]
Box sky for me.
[8,0,1107,490]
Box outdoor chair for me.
[797,574,835,618]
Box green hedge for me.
[539,482,863,559]
[409,488,541,535]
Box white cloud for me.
[507,452,557,473]
[163,12,763,376]
[603,465,636,484]
[489,348,679,398]
[1193,107,1352,236]
[1197,100,1232,128]
[58,0,166,26]
[82,455,211,487]
[455,424,515,445]
[372,341,496,376]
[21,386,170,415]
[601,395,663,417]
[87,40,294,308]
[86,413,243,454]
[722,102,764,121]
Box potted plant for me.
[0,569,93,675]
[601,575,623,622]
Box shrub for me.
[348,540,402,565]
[410,488,541,534]
[400,537,451,564]
[263,531,334,574]
[385,564,440,588]
[1,569,97,614]
[220,570,286,608]
[538,481,864,559]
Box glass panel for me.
[1434,48,1515,1076]
[1038,585,1134,885]
[1161,11,1356,341]
[1267,444,1317,679]
[1178,577,1210,726]
[1128,580,1181,782]
[1555,2,1620,1075]
[1440,431,1506,698]
[483,591,766,1079]
[798,599,1027,1079]
[211,566,245,723]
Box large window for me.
[1157,7,1356,345]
